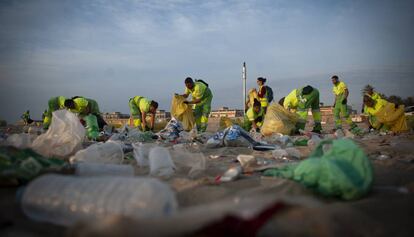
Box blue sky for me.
[1,0,413,122]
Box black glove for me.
[183,101,189,104]
[342,98,347,105]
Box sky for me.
[0,0,413,122]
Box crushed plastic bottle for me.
[21,174,178,226]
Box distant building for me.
[155,110,171,121]
[210,107,244,118]
[102,112,129,126]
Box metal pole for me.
[242,62,247,115]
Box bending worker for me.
[363,95,408,133]
[181,77,213,133]
[331,75,358,131]
[128,96,158,131]
[43,96,67,129]
[64,96,107,139]
[243,99,264,132]
[282,85,322,133]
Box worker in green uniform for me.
[64,96,107,139]
[181,77,213,133]
[21,110,32,125]
[243,99,264,132]
[331,75,358,131]
[128,96,158,131]
[282,85,322,133]
[43,96,67,129]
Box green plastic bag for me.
[0,146,66,183]
[263,139,373,200]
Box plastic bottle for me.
[69,141,124,164]
[21,174,177,226]
[149,147,176,177]
[75,163,134,177]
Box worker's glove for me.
[183,101,189,104]
[342,99,347,105]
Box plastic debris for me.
[157,118,184,141]
[132,143,157,167]
[21,174,178,226]
[170,146,206,178]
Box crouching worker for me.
[243,99,264,132]
[363,95,408,133]
[64,96,107,139]
[282,85,322,133]
[128,96,158,131]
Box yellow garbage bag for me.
[261,103,299,136]
[171,95,195,131]
[374,102,408,133]
[247,88,258,108]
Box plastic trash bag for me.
[21,174,178,226]
[0,146,65,183]
[70,141,124,164]
[171,95,195,131]
[132,143,157,167]
[6,133,37,149]
[157,117,184,141]
[263,139,373,200]
[32,110,85,159]
[261,103,298,136]
[149,147,176,178]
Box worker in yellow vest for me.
[128,96,158,131]
[243,99,264,132]
[282,85,322,133]
[257,77,269,113]
[182,77,213,133]
[331,75,358,131]
[64,96,107,139]
[43,96,67,129]
[363,95,408,133]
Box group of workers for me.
[40,77,213,139]
[31,74,407,139]
[243,75,408,134]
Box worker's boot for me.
[311,122,322,134]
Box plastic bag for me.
[261,103,298,136]
[70,141,124,164]
[0,146,65,183]
[157,118,184,141]
[6,133,37,149]
[264,139,373,200]
[32,110,85,158]
[171,95,195,131]
[132,142,157,167]
[149,147,176,178]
